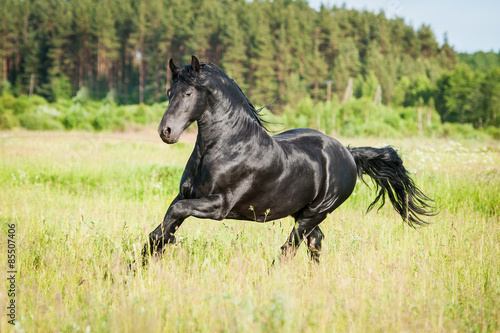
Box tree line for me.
[0,0,498,129]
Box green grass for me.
[1,130,499,332]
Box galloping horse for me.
[141,56,435,264]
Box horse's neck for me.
[196,90,270,152]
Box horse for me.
[140,55,436,265]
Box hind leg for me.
[279,213,327,261]
[306,226,324,263]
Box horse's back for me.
[272,128,354,168]
[273,128,358,213]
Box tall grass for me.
[1,130,499,332]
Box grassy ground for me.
[1,129,499,332]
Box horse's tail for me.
[348,146,437,227]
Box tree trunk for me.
[139,36,144,104]
[29,73,35,97]
[2,57,7,83]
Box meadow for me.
[0,129,499,332]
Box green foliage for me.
[0,92,170,131]
[458,51,500,72]
[50,74,73,100]
[92,98,125,131]
[478,67,500,127]
[435,64,500,127]
[283,97,316,128]
[0,0,458,107]
[13,95,49,114]
[17,105,64,130]
[485,126,500,140]
[280,96,495,139]
[73,87,90,104]
[354,71,379,99]
[0,105,19,129]
[439,123,489,140]
[0,93,16,110]
[1,80,12,95]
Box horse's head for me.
[158,56,207,144]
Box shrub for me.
[0,105,19,129]
[18,111,64,130]
[485,126,500,140]
[282,97,316,129]
[92,103,125,131]
[61,103,93,130]
[13,95,49,115]
[439,123,489,140]
[134,104,149,125]
[149,102,168,121]
[0,93,16,110]
[1,80,12,95]
[382,110,402,131]
[50,74,73,100]
[72,87,90,104]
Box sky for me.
[308,0,500,53]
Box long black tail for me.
[348,146,437,227]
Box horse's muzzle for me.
[159,127,178,144]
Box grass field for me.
[1,129,499,332]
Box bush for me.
[0,105,19,129]
[61,103,93,130]
[18,111,64,130]
[1,92,498,139]
[134,104,149,125]
[485,126,500,140]
[50,74,73,100]
[92,103,125,131]
[13,95,49,115]
[382,110,402,130]
[149,102,168,120]
[0,93,16,110]
[282,97,315,129]
[1,80,12,95]
[361,121,403,138]
[72,87,90,104]
[439,123,489,140]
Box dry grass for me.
[1,129,499,332]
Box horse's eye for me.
[186,92,192,96]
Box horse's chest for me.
[180,162,215,199]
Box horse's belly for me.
[225,167,320,222]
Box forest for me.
[0,0,499,136]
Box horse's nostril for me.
[163,127,171,137]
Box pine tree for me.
[94,0,120,94]
[417,24,439,58]
[246,1,277,106]
[219,1,248,92]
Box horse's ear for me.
[169,59,179,77]
[191,55,200,73]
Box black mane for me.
[176,62,269,131]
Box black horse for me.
[141,56,435,264]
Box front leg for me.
[169,194,225,220]
[141,194,225,265]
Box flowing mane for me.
[176,61,270,131]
